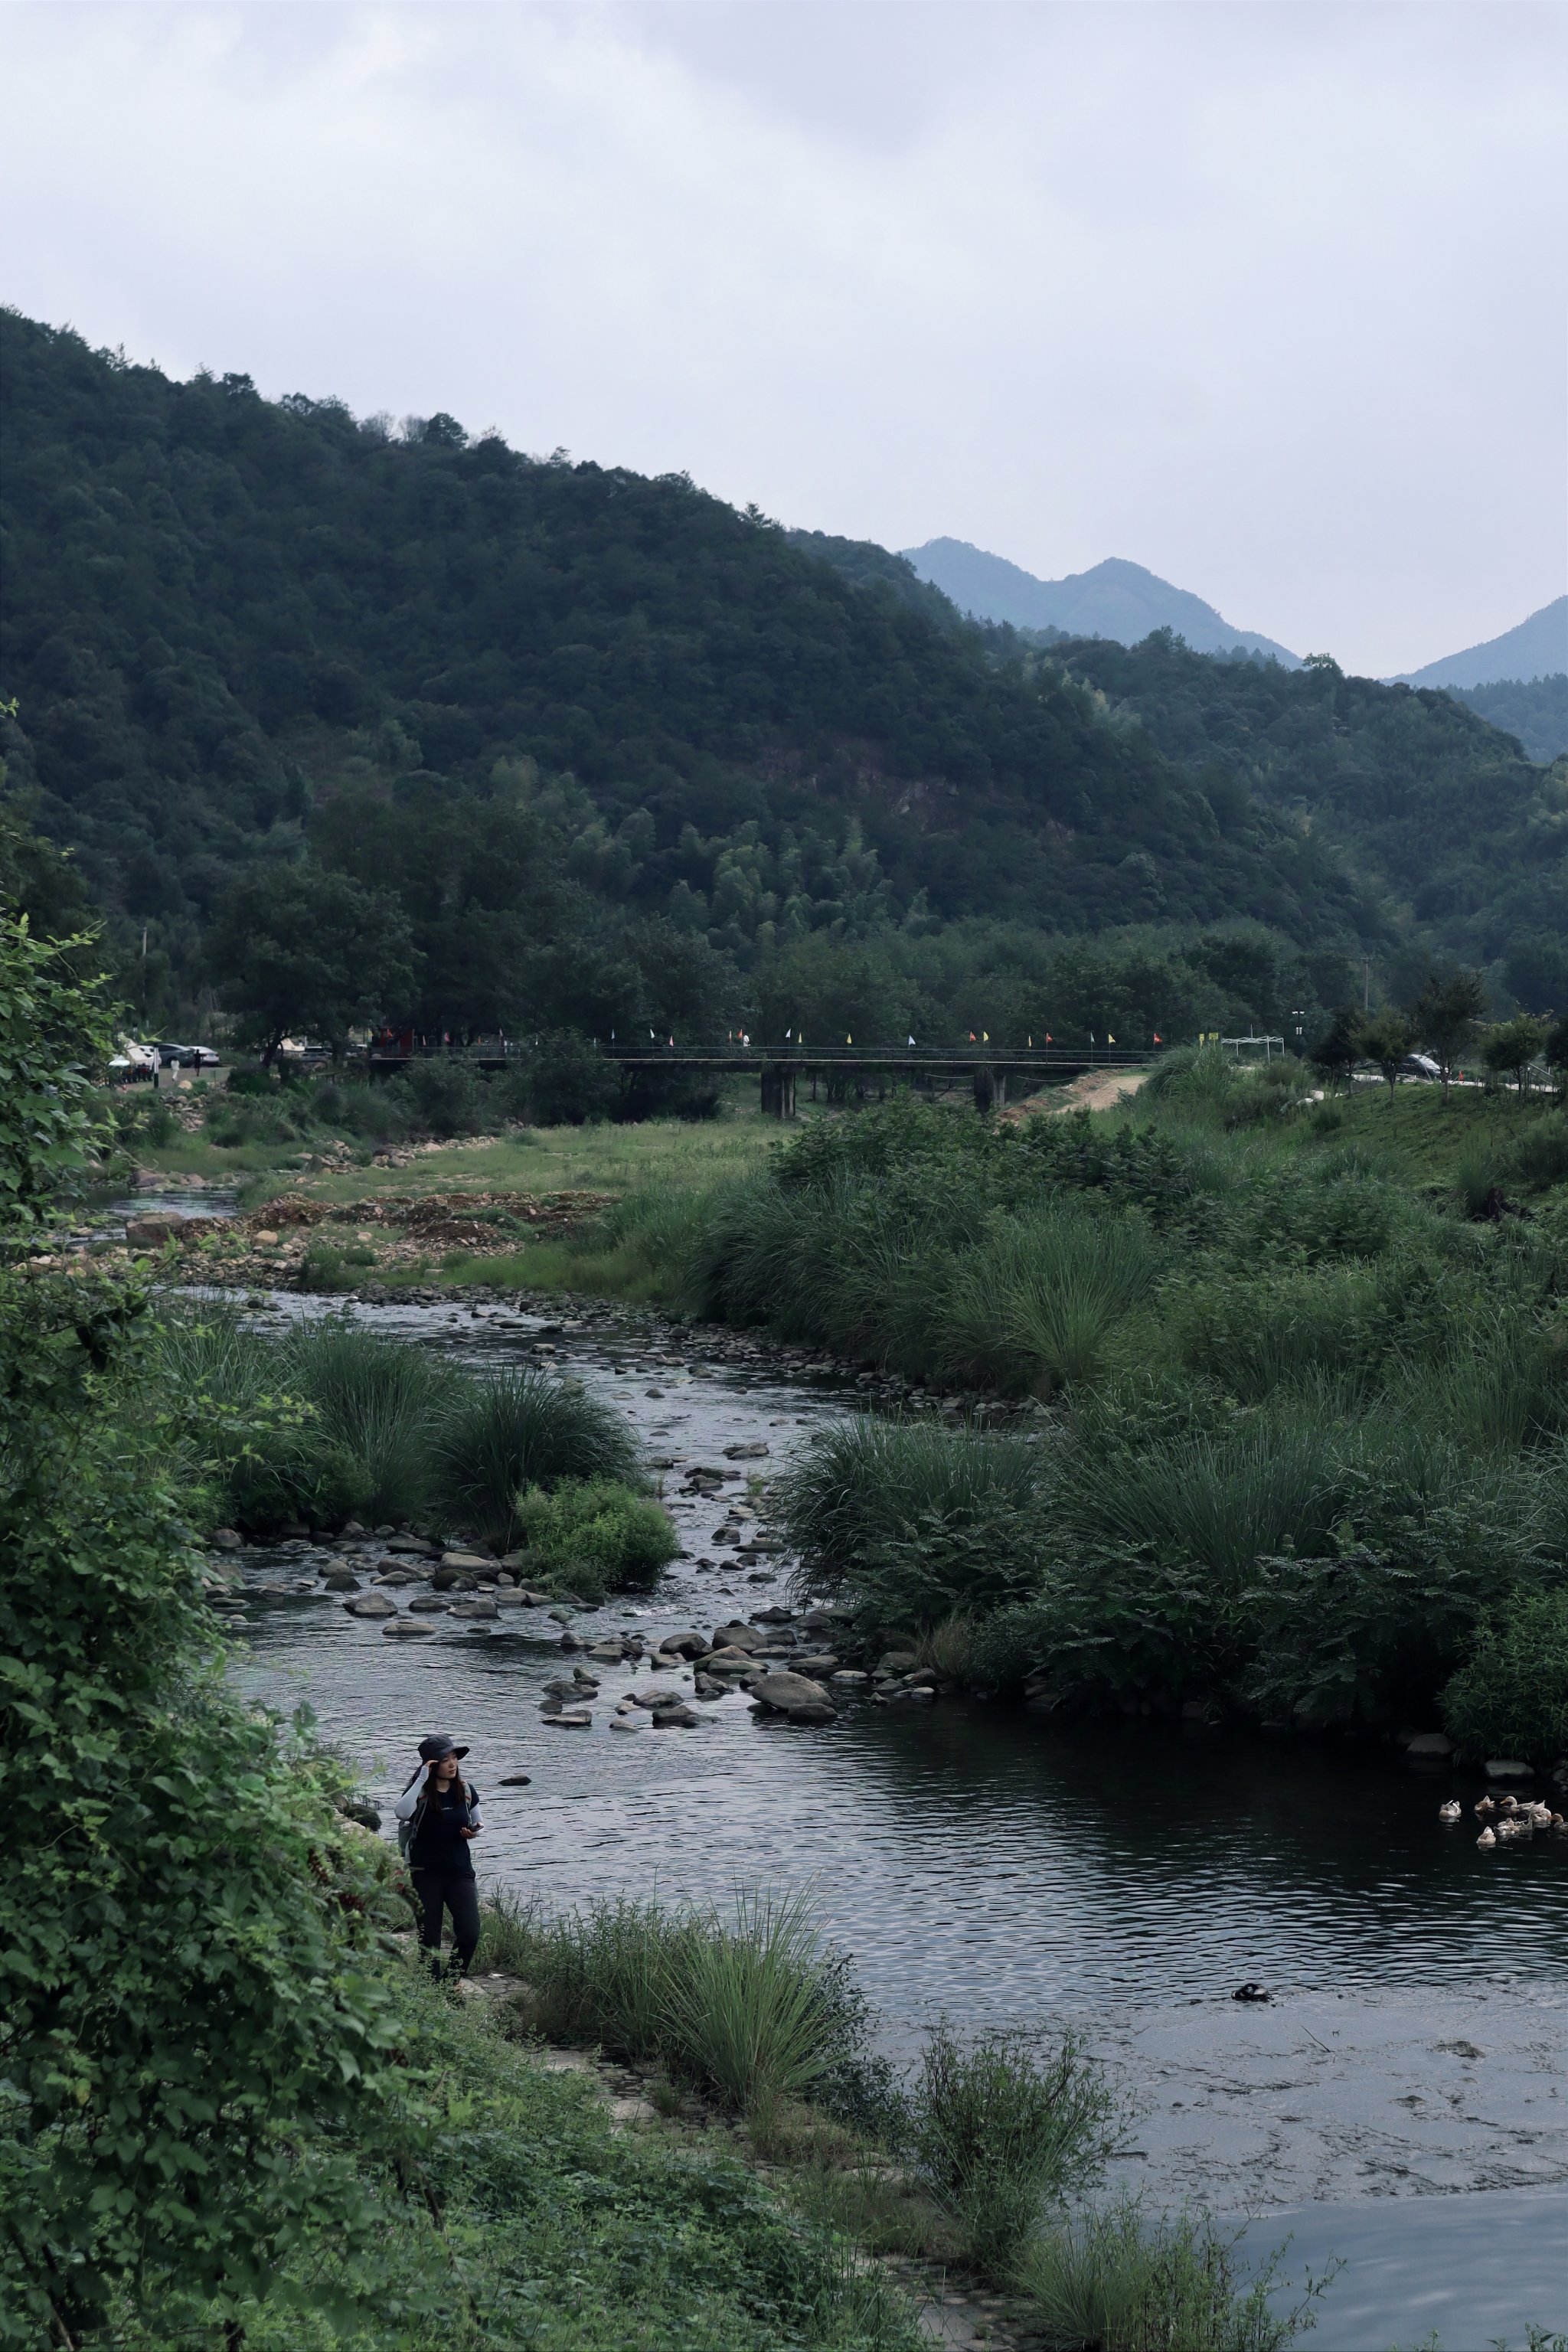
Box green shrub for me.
[1513,1115,1568,1193]
[432,1366,640,1549]
[901,2026,1122,2272]
[518,1028,622,1125]
[781,1417,1048,1631]
[513,1477,678,1599]
[309,1076,412,1143]
[401,1055,488,1136]
[1015,2197,1315,2350]
[298,1234,377,1289]
[1441,1589,1568,1762]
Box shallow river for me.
[217,1289,1568,2344]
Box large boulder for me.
[656,1628,707,1658]
[750,1671,836,1724]
[344,1592,397,1618]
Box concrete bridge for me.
[364,1039,1157,1115]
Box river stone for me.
[383,1618,435,1638]
[126,1213,185,1246]
[877,1650,921,1675]
[320,1570,361,1590]
[433,1566,479,1592]
[1406,1733,1453,1756]
[713,1621,766,1649]
[650,1703,699,1728]
[656,1628,707,1658]
[830,1670,869,1686]
[345,1592,397,1617]
[796,1655,840,1676]
[386,1534,436,1555]
[692,1672,726,1698]
[448,1597,498,1620]
[750,1671,835,1717]
[1485,1758,1535,1778]
[441,1550,493,1570]
[724,1442,769,1459]
[210,1527,243,1550]
[408,1593,449,1612]
[586,1641,626,1661]
[609,1713,644,1730]
[752,1605,794,1625]
[544,1709,592,1728]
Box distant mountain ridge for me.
[1393,596,1568,689]
[900,540,1301,666]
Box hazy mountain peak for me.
[900,538,1300,666]
[1392,596,1568,690]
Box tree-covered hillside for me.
[2,311,1369,1005]
[1450,675,1568,766]
[1009,630,1566,976]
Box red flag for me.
[969,1031,976,1042]
[1153,1032,1162,1044]
[1046,1031,1053,1044]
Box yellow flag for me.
[846,1034,852,1044]
[1108,1033,1116,1044]
[982,1031,989,1042]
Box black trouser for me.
[411,1867,480,1977]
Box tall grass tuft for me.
[1064,1416,1341,1580]
[781,1416,1047,1603]
[665,1891,840,2122]
[939,1205,1158,1393]
[479,1888,867,2124]
[903,2025,1122,2272]
[431,1365,640,1548]
[1015,2197,1318,2350]
[278,1316,459,1524]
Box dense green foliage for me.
[0,307,1433,1047]
[0,921,416,2343]
[153,1306,652,1563]
[1452,674,1568,766]
[1008,631,1568,972]
[589,1069,1568,1743]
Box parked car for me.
[1400,1052,1442,1080]
[156,1041,201,1069]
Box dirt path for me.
[1004,1064,1152,1122]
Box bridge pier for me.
[972,1066,1007,1113]
[760,1067,797,1119]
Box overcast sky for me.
[5,0,1564,675]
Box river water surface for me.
[216,1289,1568,2343]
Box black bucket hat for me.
[418,1733,469,1762]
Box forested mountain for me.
[900,542,1299,664]
[1449,675,1568,765]
[1,309,1559,1045]
[1018,631,1566,982]
[0,311,1368,1019]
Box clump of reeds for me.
[429,1364,640,1548]
[479,1889,873,2127]
[1015,2197,1321,2351]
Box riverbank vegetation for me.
[478,1891,1317,2350]
[149,1302,673,1580]
[551,1058,1568,1762]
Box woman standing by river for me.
[395,1734,482,1979]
